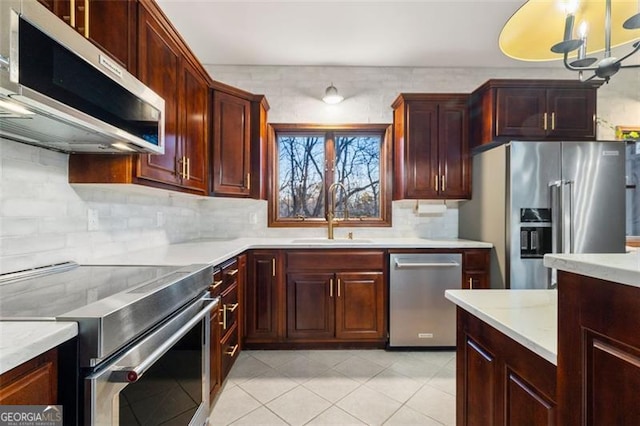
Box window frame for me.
[268,123,392,228]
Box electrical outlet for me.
[87,209,99,231]
[156,211,164,227]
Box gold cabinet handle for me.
[219,307,227,330]
[469,278,473,289]
[337,278,341,297]
[212,280,223,290]
[186,157,190,180]
[226,268,239,277]
[543,112,548,130]
[82,0,89,37]
[330,278,334,298]
[441,175,446,192]
[70,0,76,28]
[551,112,556,130]
[246,173,251,190]
[226,303,239,312]
[225,344,239,357]
[272,258,276,277]
[434,175,438,192]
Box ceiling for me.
[155,0,541,68]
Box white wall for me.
[1,65,638,274]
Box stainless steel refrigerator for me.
[460,141,626,289]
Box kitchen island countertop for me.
[0,321,77,375]
[544,251,640,288]
[86,237,493,266]
[445,289,557,365]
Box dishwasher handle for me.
[394,260,460,268]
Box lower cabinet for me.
[209,255,244,404]
[457,308,557,425]
[245,249,387,348]
[0,348,57,405]
[462,249,490,289]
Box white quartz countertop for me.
[0,321,78,375]
[445,289,557,365]
[87,237,492,266]
[544,251,640,288]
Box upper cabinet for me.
[69,0,211,195]
[37,0,137,71]
[210,83,270,199]
[392,94,470,200]
[470,79,602,147]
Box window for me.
[269,124,391,227]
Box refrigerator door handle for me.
[549,180,563,254]
[564,180,575,253]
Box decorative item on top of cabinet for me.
[245,250,283,346]
[469,79,603,147]
[456,308,557,425]
[36,0,137,71]
[210,82,269,199]
[69,0,210,195]
[392,94,470,200]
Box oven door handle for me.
[110,298,218,383]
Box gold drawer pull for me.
[226,268,239,277]
[272,258,276,277]
[212,280,223,289]
[226,303,239,312]
[469,278,473,289]
[330,279,334,298]
[225,344,239,357]
[219,307,227,330]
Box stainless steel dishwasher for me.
[389,253,462,347]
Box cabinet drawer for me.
[220,284,239,338]
[221,259,239,293]
[210,267,223,297]
[287,250,384,271]
[464,250,490,271]
[220,323,239,381]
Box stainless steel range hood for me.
[0,0,165,154]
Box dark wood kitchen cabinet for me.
[210,83,270,199]
[470,79,602,147]
[456,308,557,425]
[0,348,57,405]
[557,271,640,425]
[392,94,470,200]
[462,249,490,289]
[69,0,210,195]
[285,250,386,344]
[245,250,283,346]
[214,257,243,384]
[37,0,137,71]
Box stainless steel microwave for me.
[0,0,165,154]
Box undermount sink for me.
[291,238,374,244]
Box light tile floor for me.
[209,350,456,426]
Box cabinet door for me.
[462,338,497,426]
[286,273,335,340]
[439,100,470,199]
[335,272,385,340]
[546,88,596,139]
[87,0,137,71]
[245,252,280,342]
[137,6,180,186]
[212,91,251,197]
[0,349,57,405]
[179,60,208,193]
[506,371,556,425]
[405,101,439,199]
[464,272,489,289]
[496,88,547,138]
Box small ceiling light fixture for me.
[322,83,344,104]
[499,0,640,83]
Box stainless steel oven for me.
[87,294,217,425]
[0,261,216,426]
